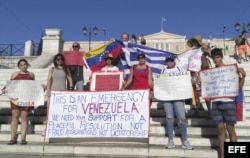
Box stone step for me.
[151,101,250,110]
[150,125,250,136]
[0,142,219,158]
[1,124,249,138]
[150,117,250,127]
[0,133,48,143]
[149,135,250,147]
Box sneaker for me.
[166,140,175,149]
[182,140,193,150]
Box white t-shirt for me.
[161,66,181,74]
[101,66,119,71]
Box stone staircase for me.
[0,57,250,158]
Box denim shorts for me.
[211,101,236,125]
[163,101,186,119]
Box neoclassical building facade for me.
[63,30,239,56]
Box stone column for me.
[24,40,33,56]
[42,29,64,55]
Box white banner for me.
[153,71,192,101]
[200,64,239,98]
[46,90,149,138]
[177,48,203,72]
[5,80,44,108]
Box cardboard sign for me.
[63,51,84,66]
[199,64,239,98]
[5,80,44,107]
[177,48,202,71]
[90,71,124,91]
[45,90,149,138]
[154,71,192,101]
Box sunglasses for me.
[72,45,79,48]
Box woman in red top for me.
[122,54,154,103]
[2,59,34,145]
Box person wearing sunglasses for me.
[67,42,84,90]
[161,55,193,150]
[46,54,73,97]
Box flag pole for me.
[161,17,166,31]
[161,18,163,31]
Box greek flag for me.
[115,40,176,77]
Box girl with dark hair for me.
[46,54,73,97]
[2,58,34,145]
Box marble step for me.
[0,142,219,158]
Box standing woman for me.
[122,54,154,102]
[2,59,34,145]
[41,54,72,136]
[46,53,73,97]
[161,56,193,150]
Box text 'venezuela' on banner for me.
[45,90,150,138]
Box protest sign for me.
[199,64,239,98]
[63,51,84,66]
[5,80,44,107]
[90,71,124,91]
[45,90,149,138]
[153,71,192,101]
[177,48,202,72]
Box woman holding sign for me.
[161,55,193,150]
[2,59,34,145]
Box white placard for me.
[177,48,203,72]
[5,80,44,107]
[45,90,149,138]
[154,71,192,101]
[200,64,239,98]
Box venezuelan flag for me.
[236,89,246,121]
[84,40,123,71]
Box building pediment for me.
[144,31,186,40]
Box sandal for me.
[8,140,17,145]
[20,140,27,145]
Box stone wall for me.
[0,56,37,69]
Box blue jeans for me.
[163,101,187,141]
[74,80,84,90]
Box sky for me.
[0,0,250,44]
